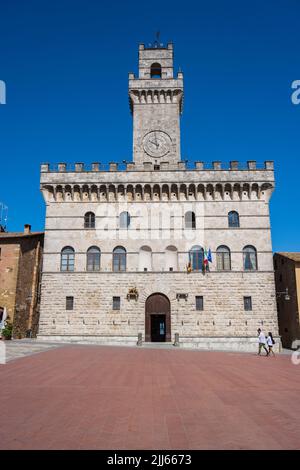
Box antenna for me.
[0,202,8,232]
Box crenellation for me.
[40,160,274,173]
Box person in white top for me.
[257,328,269,356]
[266,332,275,356]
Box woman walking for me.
[266,332,275,356]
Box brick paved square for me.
[0,345,299,449]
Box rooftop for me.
[0,224,44,239]
[0,232,44,239]
[276,252,300,263]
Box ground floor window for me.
[195,296,204,311]
[244,296,252,311]
[66,296,74,310]
[113,296,121,310]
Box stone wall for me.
[38,271,279,351]
[0,242,20,322]
[14,236,43,338]
[0,233,44,338]
[274,253,300,348]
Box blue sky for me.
[0,0,299,251]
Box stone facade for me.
[0,226,44,338]
[38,41,280,352]
[274,253,300,348]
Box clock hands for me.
[149,139,159,148]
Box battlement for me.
[41,161,274,173]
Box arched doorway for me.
[145,293,171,342]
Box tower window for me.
[150,63,162,78]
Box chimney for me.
[24,224,31,235]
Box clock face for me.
[143,131,172,158]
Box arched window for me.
[165,245,178,271]
[228,211,239,228]
[216,245,231,271]
[150,62,162,78]
[87,246,101,271]
[189,245,204,271]
[139,246,152,271]
[113,246,126,272]
[243,245,257,271]
[61,246,75,272]
[185,211,196,229]
[119,211,130,229]
[84,212,95,229]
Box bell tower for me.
[129,42,184,166]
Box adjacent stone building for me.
[0,225,44,338]
[38,41,280,351]
[274,253,300,348]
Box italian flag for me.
[204,248,209,266]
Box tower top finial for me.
[150,31,163,48]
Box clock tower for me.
[129,42,184,166]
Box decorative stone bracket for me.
[127,287,139,301]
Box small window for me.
[196,296,204,311]
[244,296,252,311]
[66,296,74,310]
[228,211,240,228]
[154,164,160,171]
[84,212,95,229]
[113,296,121,310]
[279,274,282,282]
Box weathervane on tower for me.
[150,31,163,48]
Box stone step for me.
[141,342,176,349]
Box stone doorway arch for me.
[145,293,171,342]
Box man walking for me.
[257,328,269,356]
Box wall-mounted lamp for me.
[176,293,188,301]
